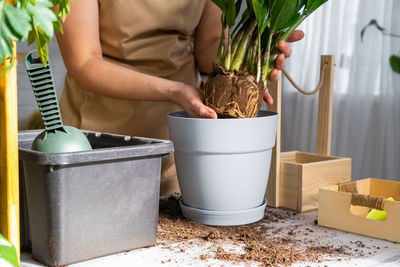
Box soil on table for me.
[204,64,264,118]
[157,196,361,266]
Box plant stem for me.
[216,25,226,64]
[261,14,308,82]
[224,34,232,69]
[278,14,308,43]
[231,20,257,71]
[261,31,273,82]
[256,31,261,83]
[243,44,252,72]
[231,27,245,59]
[250,41,257,74]
[231,11,249,37]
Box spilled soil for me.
[157,196,360,266]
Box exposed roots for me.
[204,64,264,118]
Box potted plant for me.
[1,0,71,257]
[168,0,328,226]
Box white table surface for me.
[21,207,400,267]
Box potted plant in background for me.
[0,0,70,71]
[168,0,328,226]
[361,19,400,74]
[1,0,71,258]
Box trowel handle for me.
[24,50,65,132]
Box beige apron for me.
[60,0,206,194]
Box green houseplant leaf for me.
[0,0,71,73]
[52,0,70,21]
[212,0,227,11]
[225,0,237,28]
[212,0,328,84]
[361,20,386,42]
[0,234,19,267]
[26,0,57,38]
[361,19,400,74]
[0,1,31,66]
[2,2,31,41]
[269,0,298,32]
[305,0,328,13]
[296,0,306,12]
[389,55,400,74]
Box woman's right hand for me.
[171,82,217,119]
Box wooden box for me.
[318,178,400,243]
[279,151,351,212]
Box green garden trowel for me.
[24,50,92,153]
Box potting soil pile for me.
[157,196,385,266]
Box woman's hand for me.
[264,30,305,105]
[170,83,218,119]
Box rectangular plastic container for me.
[18,130,173,266]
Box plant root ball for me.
[204,64,264,118]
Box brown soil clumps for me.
[204,64,264,118]
[157,196,353,266]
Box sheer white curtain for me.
[281,0,400,181]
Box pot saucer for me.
[179,199,266,226]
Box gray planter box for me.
[18,130,173,266]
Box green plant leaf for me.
[225,0,237,27]
[0,0,69,66]
[361,19,386,42]
[275,12,300,32]
[18,0,29,9]
[390,55,400,74]
[251,0,269,34]
[269,0,298,32]
[34,25,51,65]
[212,0,227,11]
[232,8,249,35]
[3,2,31,41]
[52,0,70,21]
[296,0,306,12]
[305,0,327,13]
[0,234,19,267]
[252,0,262,22]
[53,19,63,34]
[0,1,31,64]
[26,0,57,38]
[260,16,271,34]
[235,0,243,16]
[246,0,255,17]
[0,57,15,77]
[25,0,61,65]
[27,29,36,45]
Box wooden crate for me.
[266,55,353,212]
[280,151,351,212]
[318,178,400,243]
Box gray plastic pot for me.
[168,110,278,226]
[18,130,173,266]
